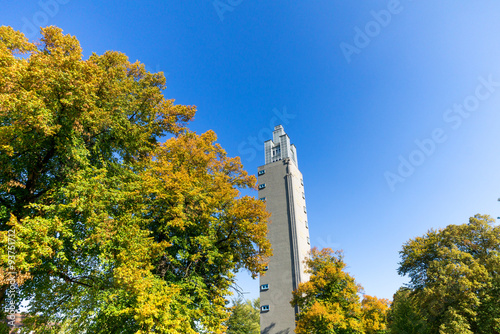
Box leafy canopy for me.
[226,298,260,334]
[0,26,271,333]
[361,295,390,334]
[291,248,365,334]
[397,214,500,334]
[387,287,428,334]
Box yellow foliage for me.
[292,248,364,334]
[0,26,270,333]
[361,295,390,334]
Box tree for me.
[0,26,271,333]
[397,214,500,334]
[291,248,364,334]
[0,26,194,224]
[387,288,428,334]
[361,295,390,334]
[226,298,260,334]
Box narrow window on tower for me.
[261,305,270,312]
[307,237,310,244]
[258,170,265,176]
[305,221,308,229]
[302,192,305,199]
[301,178,304,186]
[259,197,266,202]
[258,184,266,190]
[303,206,307,213]
[261,284,269,291]
[263,265,269,271]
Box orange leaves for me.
[140,130,271,276]
[292,248,364,334]
[361,295,391,334]
[125,130,271,331]
[293,250,390,333]
[0,25,270,333]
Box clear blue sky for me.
[4,0,500,301]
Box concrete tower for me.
[258,125,311,334]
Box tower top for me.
[264,125,298,167]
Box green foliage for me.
[291,248,364,334]
[387,288,428,334]
[396,214,500,334]
[0,25,194,225]
[226,298,260,334]
[0,26,271,333]
[0,322,9,334]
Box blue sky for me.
[4,0,500,301]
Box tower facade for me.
[258,125,311,334]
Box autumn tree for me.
[291,248,364,334]
[361,295,390,334]
[0,26,271,333]
[226,298,260,334]
[396,214,500,334]
[0,26,194,224]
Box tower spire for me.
[264,125,298,167]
